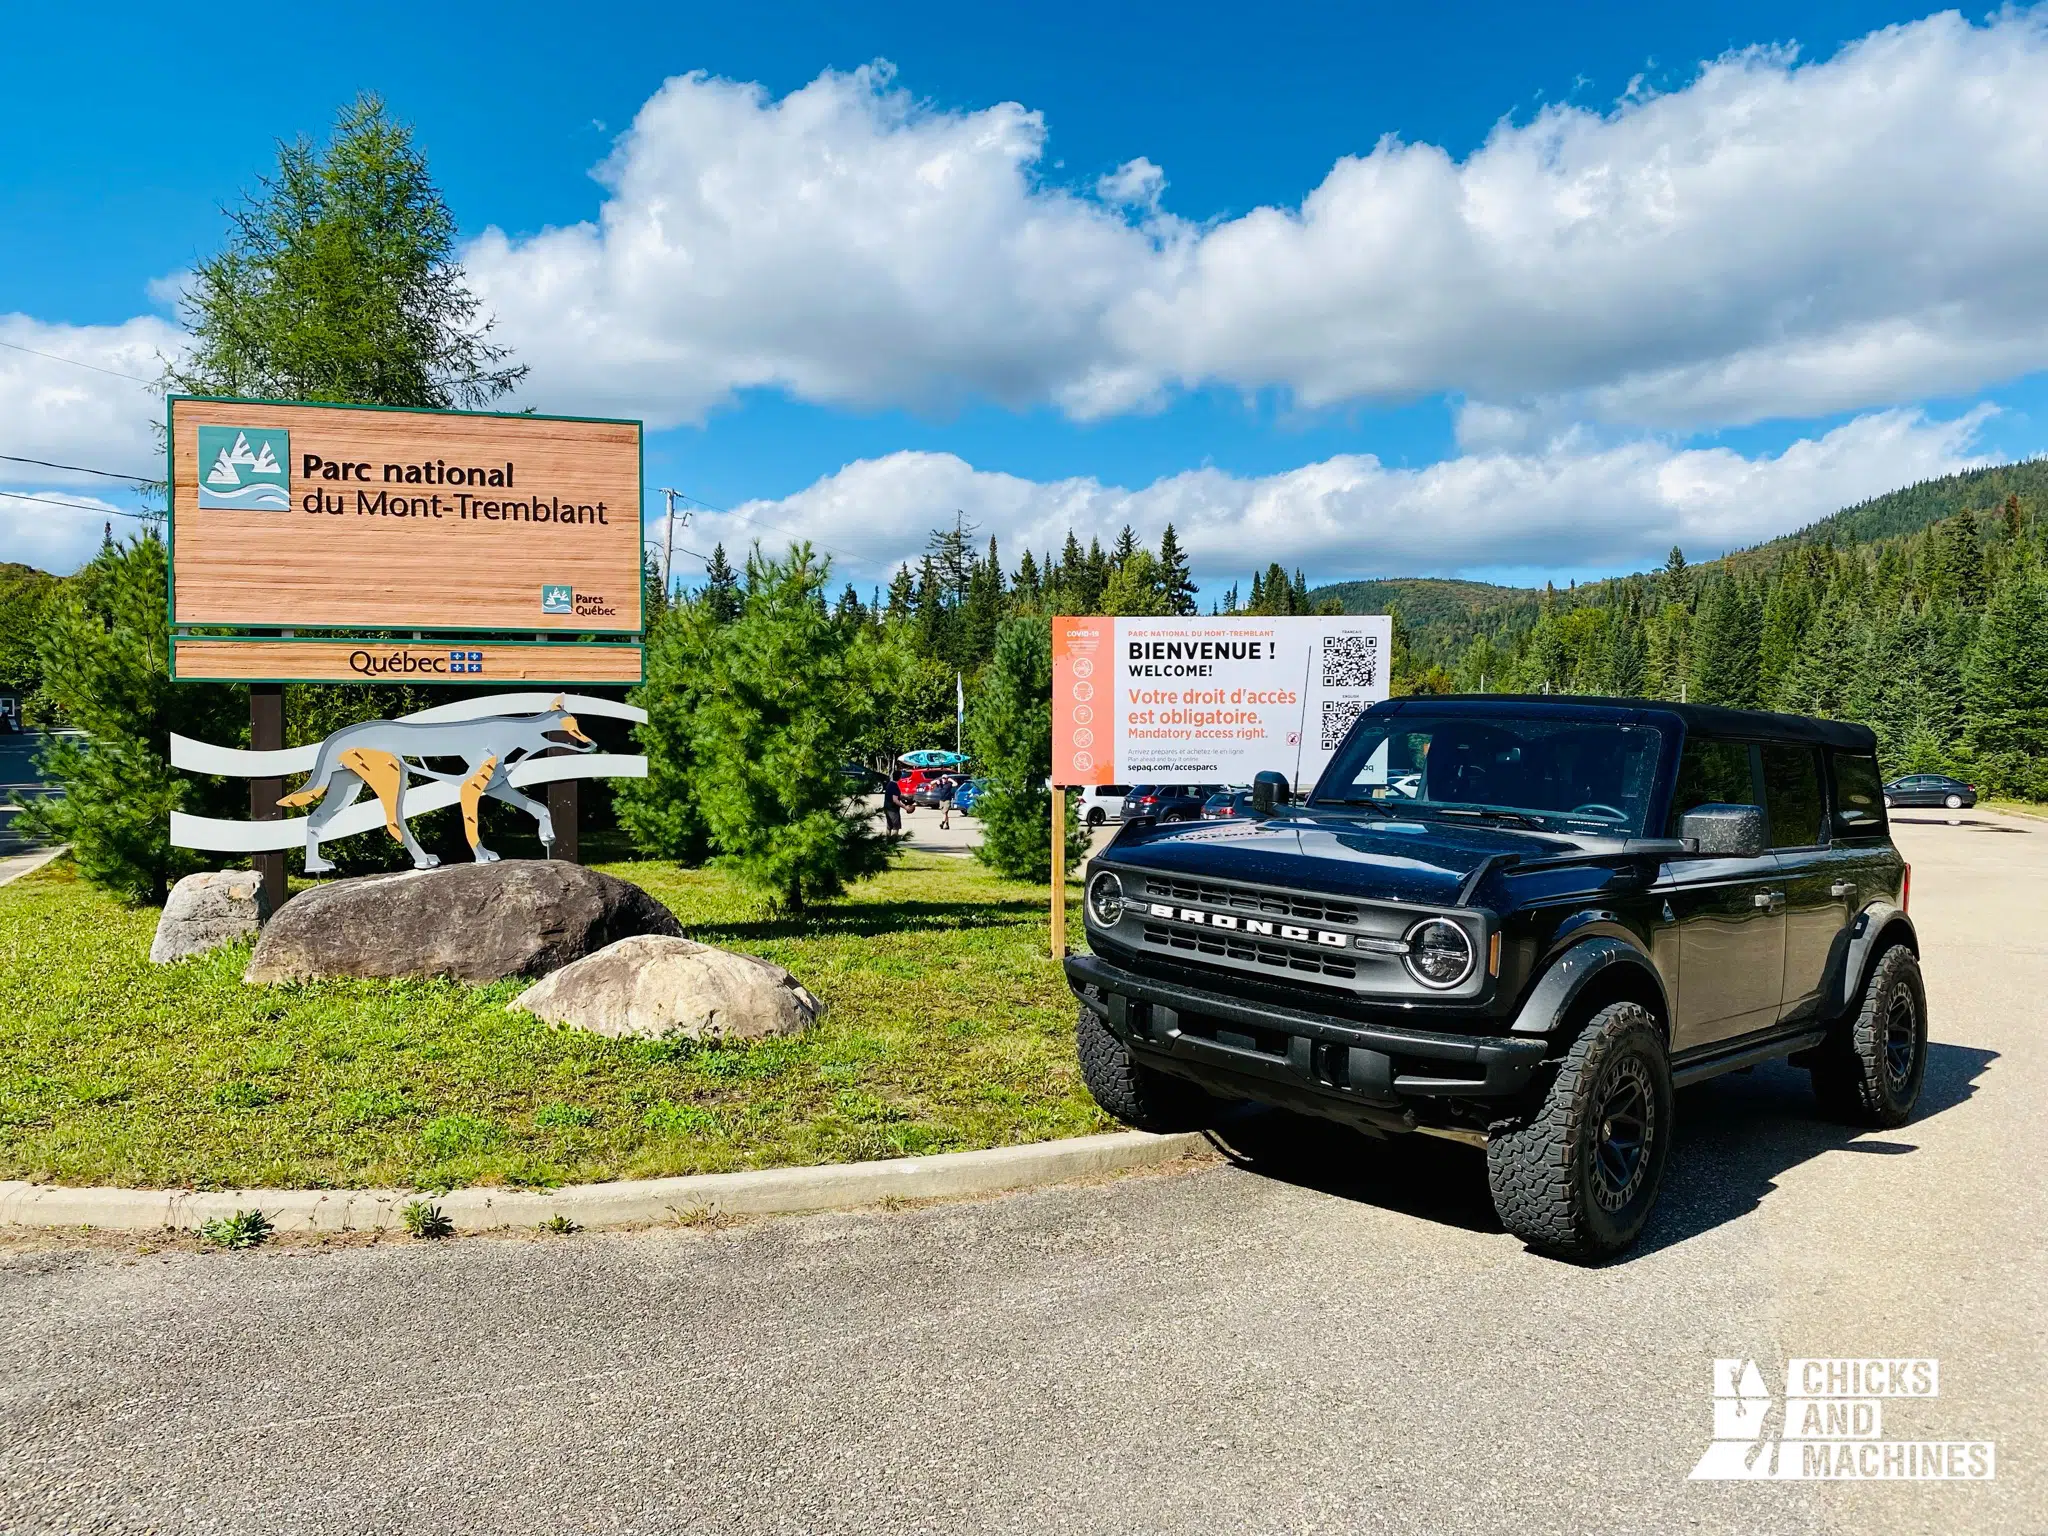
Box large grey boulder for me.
[509,934,822,1042]
[151,870,270,964]
[244,861,682,985]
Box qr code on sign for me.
[1321,632,1379,688]
[1321,697,1368,750]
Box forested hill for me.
[1776,458,2048,552]
[1300,456,2048,800]
[1303,577,1525,632]
[1311,456,2048,659]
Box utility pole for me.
[658,488,691,602]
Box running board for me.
[1670,1028,1828,1089]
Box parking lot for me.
[1,808,2040,1534]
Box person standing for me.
[938,774,956,830]
[881,773,903,833]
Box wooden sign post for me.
[1050,785,1066,958]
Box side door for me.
[1762,743,1849,1023]
[1660,736,1787,1054]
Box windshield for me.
[1311,712,1666,836]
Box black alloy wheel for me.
[1589,1056,1656,1212]
[1883,985,1919,1097]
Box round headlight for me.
[1404,918,1475,989]
[1087,871,1125,927]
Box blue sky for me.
[6,2,2047,594]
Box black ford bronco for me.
[1066,696,1925,1260]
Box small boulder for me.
[244,861,682,985]
[152,870,270,964]
[509,934,822,1042]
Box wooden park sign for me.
[171,637,644,686]
[167,395,643,634]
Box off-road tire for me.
[1485,1002,1673,1261]
[1076,1002,1214,1132]
[1809,944,1926,1128]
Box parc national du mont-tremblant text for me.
[295,452,613,526]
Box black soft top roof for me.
[1368,694,1878,752]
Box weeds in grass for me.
[419,1114,502,1159]
[641,1100,721,1135]
[534,1103,597,1129]
[401,1200,454,1239]
[199,1209,273,1250]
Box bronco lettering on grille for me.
[1148,903,1349,949]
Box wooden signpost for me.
[166,395,647,909]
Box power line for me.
[666,488,864,567]
[0,337,157,385]
[0,488,156,520]
[0,452,157,484]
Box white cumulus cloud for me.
[471,11,2048,432]
[676,408,1990,586]
[0,314,181,488]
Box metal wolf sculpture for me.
[277,701,595,871]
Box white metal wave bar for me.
[168,754,647,852]
[400,692,647,725]
[168,737,321,775]
[168,693,645,778]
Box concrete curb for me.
[0,1130,1212,1236]
[0,844,69,889]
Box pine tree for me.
[1111,525,1139,570]
[18,536,245,903]
[881,563,915,623]
[1689,577,1763,707]
[703,543,742,624]
[1963,560,2048,798]
[1659,547,1690,606]
[1012,548,1043,610]
[1158,523,1197,615]
[691,545,896,912]
[167,95,524,408]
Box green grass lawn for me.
[0,854,1108,1191]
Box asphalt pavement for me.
[2,809,2041,1534]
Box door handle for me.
[1753,890,1786,912]
[1830,881,1857,898]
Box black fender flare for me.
[1509,935,1671,1039]
[1830,903,1917,1021]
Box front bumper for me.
[1066,952,1548,1135]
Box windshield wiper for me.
[1426,805,1549,829]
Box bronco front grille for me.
[1138,875,1359,928]
[1141,922,1358,981]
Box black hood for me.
[1101,810,1579,907]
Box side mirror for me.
[1679,803,1768,859]
[1252,771,1291,816]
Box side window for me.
[1760,744,1827,848]
[1102,785,1131,798]
[1665,737,1756,835]
[1829,753,1888,838]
